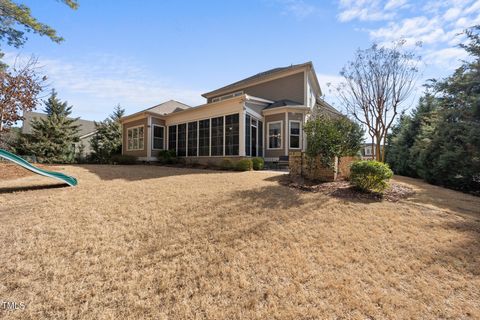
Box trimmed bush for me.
[158,149,177,164]
[111,154,137,165]
[252,157,264,170]
[220,158,234,170]
[235,159,253,171]
[350,160,393,193]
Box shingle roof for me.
[144,100,190,115]
[202,61,313,98]
[264,99,303,110]
[22,112,96,137]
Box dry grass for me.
[0,165,479,319]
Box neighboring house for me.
[22,111,97,157]
[120,61,341,163]
[360,143,385,160]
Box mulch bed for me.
[279,174,415,202]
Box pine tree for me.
[22,89,80,163]
[90,104,125,163]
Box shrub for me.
[350,160,393,193]
[220,158,234,170]
[251,157,264,170]
[158,149,177,164]
[111,154,137,165]
[235,159,253,171]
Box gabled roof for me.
[144,100,190,115]
[202,61,319,98]
[22,111,96,137]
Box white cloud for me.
[338,0,400,22]
[3,52,205,120]
[268,0,318,19]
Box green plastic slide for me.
[0,149,77,186]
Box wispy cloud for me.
[268,0,319,19]
[3,52,205,120]
[337,0,480,70]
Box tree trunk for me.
[375,135,382,162]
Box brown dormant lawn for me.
[0,165,479,319]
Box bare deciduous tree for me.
[337,40,420,162]
[0,56,46,134]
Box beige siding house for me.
[121,61,341,163]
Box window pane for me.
[188,121,198,157]
[290,136,300,149]
[139,127,144,136]
[258,121,263,157]
[128,139,133,150]
[225,114,239,156]
[153,126,164,149]
[245,114,251,156]
[133,138,138,150]
[211,116,224,156]
[269,123,281,149]
[177,124,186,157]
[128,129,133,139]
[290,122,300,135]
[199,119,210,156]
[132,128,138,139]
[168,125,177,152]
[138,137,144,150]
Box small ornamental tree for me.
[304,115,364,167]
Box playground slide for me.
[0,149,77,186]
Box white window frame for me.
[365,147,372,156]
[289,120,301,149]
[126,125,145,151]
[152,124,165,150]
[267,120,283,150]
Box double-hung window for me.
[268,121,282,149]
[152,125,164,150]
[289,121,301,149]
[127,126,144,151]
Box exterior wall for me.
[264,111,305,160]
[166,99,244,125]
[209,72,305,104]
[289,152,337,182]
[122,117,148,158]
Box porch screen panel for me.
[168,125,177,152]
[245,114,251,156]
[198,119,210,156]
[177,123,186,157]
[187,121,198,157]
[211,116,224,156]
[225,113,239,156]
[258,120,263,157]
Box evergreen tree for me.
[21,89,80,163]
[90,104,125,163]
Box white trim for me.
[285,113,289,156]
[239,108,246,156]
[289,120,302,150]
[126,125,145,151]
[222,115,226,157]
[267,120,283,150]
[262,105,309,116]
[152,124,165,150]
[147,117,152,158]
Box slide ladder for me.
[0,149,77,186]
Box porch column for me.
[239,107,246,156]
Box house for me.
[360,143,384,160]
[22,111,97,157]
[120,61,341,164]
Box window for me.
[258,120,263,157]
[268,121,282,149]
[365,147,372,156]
[127,126,144,151]
[177,124,186,157]
[225,114,239,156]
[211,116,224,156]
[199,119,210,156]
[245,114,251,156]
[289,121,301,149]
[152,125,164,150]
[211,91,243,103]
[168,125,177,152]
[188,121,198,157]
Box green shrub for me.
[350,160,393,193]
[158,149,177,164]
[111,154,137,165]
[251,157,264,170]
[220,158,234,170]
[235,159,253,171]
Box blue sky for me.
[5,0,480,120]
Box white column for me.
[285,112,289,156]
[147,116,152,160]
[239,107,246,156]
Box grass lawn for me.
[0,164,479,319]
